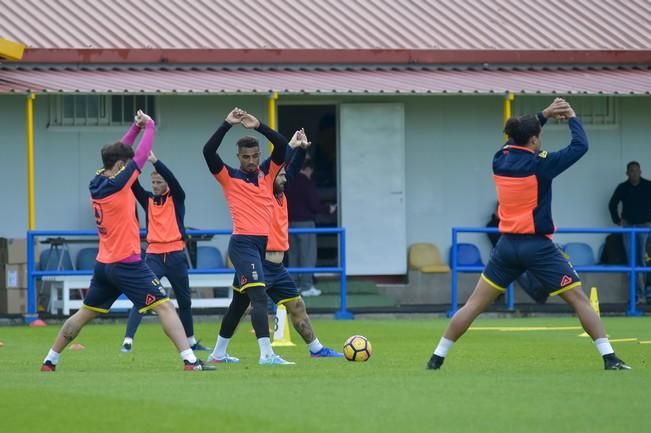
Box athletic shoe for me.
[310,346,344,358]
[603,354,632,370]
[259,354,296,365]
[120,342,132,353]
[301,287,322,297]
[40,361,56,372]
[426,354,445,370]
[183,359,217,371]
[207,353,240,364]
[191,341,211,351]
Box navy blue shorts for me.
[229,235,267,292]
[482,234,581,296]
[83,260,169,313]
[264,260,301,305]
[146,250,190,301]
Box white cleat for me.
[259,354,295,365]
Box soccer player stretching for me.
[41,111,214,372]
[203,108,292,364]
[428,99,631,371]
[208,129,343,363]
[120,151,209,353]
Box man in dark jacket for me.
[608,161,651,302]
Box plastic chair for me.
[408,243,449,273]
[39,248,73,270]
[563,242,595,266]
[196,246,224,269]
[75,247,98,270]
[452,243,484,267]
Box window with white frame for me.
[513,95,617,126]
[48,95,156,127]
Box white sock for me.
[123,337,133,345]
[433,337,454,358]
[211,336,231,359]
[594,338,614,356]
[180,348,197,364]
[308,338,324,353]
[187,336,197,346]
[44,349,60,365]
[258,337,274,358]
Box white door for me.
[340,103,406,275]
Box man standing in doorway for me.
[285,160,336,297]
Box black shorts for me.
[229,235,267,292]
[264,260,301,305]
[482,234,581,296]
[83,260,169,313]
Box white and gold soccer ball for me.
[343,335,372,362]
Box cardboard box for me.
[0,287,27,314]
[0,264,27,289]
[0,238,27,264]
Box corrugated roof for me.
[1,65,650,95]
[1,0,650,52]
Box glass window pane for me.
[63,96,74,118]
[75,95,86,118]
[111,95,122,123]
[146,96,156,121]
[87,95,99,118]
[123,95,134,123]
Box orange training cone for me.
[30,319,47,327]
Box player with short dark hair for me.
[428,99,631,371]
[120,151,209,353]
[203,107,292,365]
[208,129,343,364]
[41,111,214,372]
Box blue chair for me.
[452,243,484,267]
[196,246,224,269]
[563,242,595,266]
[75,247,98,270]
[39,248,73,270]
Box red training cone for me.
[30,319,47,327]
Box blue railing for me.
[25,227,352,323]
[450,227,651,317]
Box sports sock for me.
[187,336,197,346]
[594,338,614,356]
[211,336,231,359]
[180,348,197,364]
[308,338,324,353]
[258,337,274,358]
[433,337,454,357]
[44,349,60,365]
[122,337,133,345]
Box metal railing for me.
[450,227,651,317]
[25,227,352,323]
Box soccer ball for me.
[343,335,372,362]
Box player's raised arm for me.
[241,112,287,165]
[203,107,244,174]
[150,151,185,200]
[286,129,309,181]
[537,103,588,179]
[119,111,144,146]
[132,110,155,170]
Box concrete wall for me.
[1,93,649,269]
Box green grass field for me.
[1,316,650,433]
